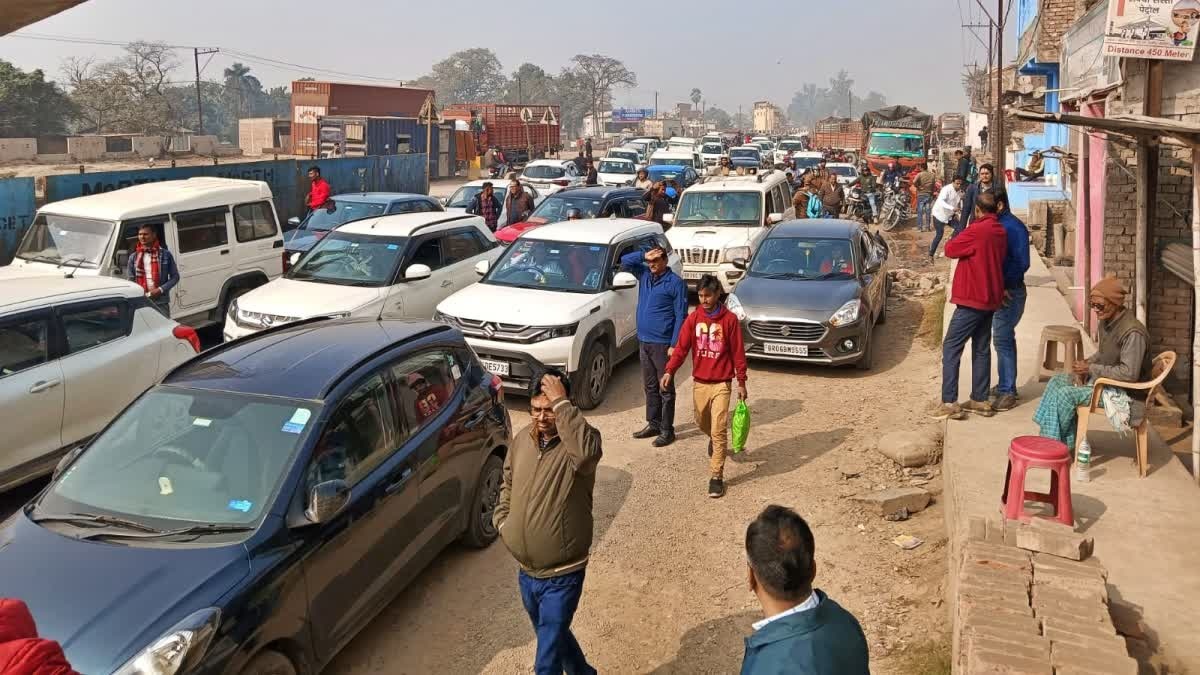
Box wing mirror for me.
[613,271,638,289]
[115,250,130,272]
[474,259,491,276]
[284,216,301,232]
[439,196,449,206]
[305,480,350,524]
[52,445,86,480]
[767,213,784,225]
[662,213,675,225]
[864,260,882,275]
[732,258,748,270]
[404,264,432,281]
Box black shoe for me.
[632,425,660,439]
[652,431,675,447]
[707,441,713,457]
[708,478,726,498]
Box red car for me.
[494,186,651,243]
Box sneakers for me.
[928,402,965,420]
[989,386,1020,400]
[632,425,659,440]
[652,431,676,447]
[708,478,726,498]
[991,394,1018,412]
[961,399,996,417]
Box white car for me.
[597,157,639,186]
[826,162,860,189]
[775,139,806,165]
[224,213,501,341]
[666,170,796,293]
[649,149,698,170]
[442,179,546,222]
[435,219,681,409]
[606,147,645,170]
[520,159,585,195]
[699,141,725,167]
[625,139,654,163]
[0,276,200,491]
[792,150,825,175]
[666,136,696,153]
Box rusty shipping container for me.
[811,116,865,153]
[442,103,561,162]
[291,80,434,158]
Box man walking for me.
[305,166,331,214]
[495,372,601,675]
[913,163,938,232]
[930,191,1008,420]
[978,125,989,153]
[127,224,180,318]
[929,176,965,258]
[960,163,995,230]
[621,245,688,447]
[819,171,843,217]
[466,181,502,231]
[584,158,598,186]
[990,188,1031,412]
[741,505,870,675]
[584,137,593,158]
[504,180,536,227]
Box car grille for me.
[682,248,722,265]
[446,316,541,344]
[747,320,826,342]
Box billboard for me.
[611,107,656,123]
[1102,0,1199,61]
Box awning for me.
[1011,110,1200,147]
[1,1,89,36]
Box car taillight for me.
[553,179,570,186]
[173,325,201,353]
[282,250,292,273]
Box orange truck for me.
[860,106,933,176]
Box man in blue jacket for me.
[621,245,688,447]
[959,163,995,233]
[127,224,180,318]
[741,505,870,675]
[990,188,1031,412]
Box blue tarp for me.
[0,177,36,265]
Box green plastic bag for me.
[731,400,751,453]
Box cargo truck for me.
[811,117,865,161]
[442,103,562,166]
[860,106,933,175]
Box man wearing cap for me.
[1032,277,1149,450]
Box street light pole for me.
[995,0,1005,178]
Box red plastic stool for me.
[1000,436,1074,526]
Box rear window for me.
[524,165,567,179]
[730,149,759,158]
[702,144,722,153]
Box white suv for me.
[0,276,200,491]
[520,159,584,195]
[435,219,681,408]
[224,213,501,341]
[666,170,796,293]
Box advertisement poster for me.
[1103,0,1200,60]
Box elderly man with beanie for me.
[1033,277,1149,451]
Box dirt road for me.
[329,228,952,674]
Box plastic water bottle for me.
[1075,439,1092,483]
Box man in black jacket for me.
[466,181,502,231]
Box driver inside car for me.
[818,247,853,275]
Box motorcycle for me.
[876,183,911,231]
[844,183,873,225]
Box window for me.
[625,198,648,218]
[388,199,438,215]
[765,190,779,218]
[0,314,49,378]
[470,229,498,252]
[175,208,230,253]
[116,218,168,262]
[774,184,791,211]
[61,301,129,354]
[389,350,461,438]
[442,230,486,265]
[233,202,278,242]
[409,236,444,271]
[308,374,396,488]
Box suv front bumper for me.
[681,263,745,293]
[464,335,574,393]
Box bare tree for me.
[62,41,182,134]
[63,57,123,133]
[568,55,636,139]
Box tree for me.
[262,86,290,118]
[63,41,181,134]
[553,68,592,138]
[568,54,636,141]
[502,63,555,104]
[222,62,265,120]
[414,48,506,103]
[689,88,702,109]
[702,106,732,129]
[0,60,74,137]
[785,71,887,128]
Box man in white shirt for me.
[929,176,965,258]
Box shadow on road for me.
[726,427,852,489]
[647,609,759,674]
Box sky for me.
[0,0,1018,117]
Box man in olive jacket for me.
[741,505,870,675]
[494,371,602,675]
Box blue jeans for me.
[917,194,933,230]
[942,305,994,404]
[929,217,956,256]
[992,285,1027,396]
[866,192,879,217]
[518,570,595,675]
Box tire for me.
[572,339,611,410]
[877,289,889,325]
[240,650,296,675]
[855,327,874,371]
[462,454,503,548]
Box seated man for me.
[1033,277,1148,451]
[1016,150,1045,181]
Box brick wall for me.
[1035,0,1088,63]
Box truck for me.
[936,113,966,146]
[442,103,561,166]
[811,117,865,160]
[860,106,933,176]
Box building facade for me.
[752,101,783,133]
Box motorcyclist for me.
[858,162,879,219]
[882,159,904,191]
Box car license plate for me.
[683,271,703,280]
[763,343,808,357]
[480,359,510,376]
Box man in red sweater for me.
[305,166,331,213]
[931,190,1007,420]
[662,274,748,498]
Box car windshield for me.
[868,133,924,157]
[529,196,604,222]
[609,151,638,162]
[730,149,759,159]
[446,185,493,209]
[794,157,823,170]
[650,158,692,167]
[598,160,634,174]
[749,237,856,279]
[779,141,804,151]
[701,144,723,154]
[524,165,566,179]
[301,200,387,233]
[288,232,406,286]
[40,387,315,529]
[828,166,857,177]
[485,239,610,293]
[675,192,761,225]
[15,213,113,268]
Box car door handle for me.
[272,240,283,248]
[219,249,230,255]
[29,379,61,394]
[384,466,415,495]
[440,280,453,288]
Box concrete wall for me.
[239,118,274,156]
[66,136,105,161]
[188,135,218,156]
[131,135,165,157]
[0,139,37,162]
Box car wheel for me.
[855,327,874,371]
[573,340,610,410]
[462,454,503,549]
[240,650,296,675]
[877,291,889,325]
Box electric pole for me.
[995,0,1005,177]
[193,47,219,135]
[654,91,658,117]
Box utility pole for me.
[848,91,853,118]
[654,91,658,117]
[193,47,219,135]
[994,0,1005,178]
[518,75,523,105]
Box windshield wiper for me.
[30,511,161,532]
[755,272,809,280]
[79,523,254,541]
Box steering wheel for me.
[501,266,547,284]
[151,445,209,472]
[764,259,794,274]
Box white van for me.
[6,177,284,328]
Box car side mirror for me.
[439,197,449,206]
[613,271,638,289]
[474,259,490,276]
[405,264,432,281]
[116,249,130,271]
[732,258,748,270]
[305,479,350,524]
[52,444,85,480]
[662,213,675,225]
[767,213,784,224]
[284,216,301,232]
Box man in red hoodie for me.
[305,166,331,214]
[662,274,748,498]
[0,599,78,675]
[931,190,1007,420]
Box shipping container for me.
[442,103,561,162]
[315,115,456,178]
[291,80,434,159]
[238,117,291,156]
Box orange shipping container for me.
[291,80,434,158]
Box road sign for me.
[520,107,534,123]
[540,108,558,125]
[419,97,438,124]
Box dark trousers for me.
[942,305,994,404]
[639,342,675,433]
[929,217,954,257]
[518,570,595,675]
[993,285,1028,395]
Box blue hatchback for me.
[0,318,510,674]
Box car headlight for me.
[433,311,451,324]
[114,607,220,675]
[722,246,751,263]
[289,251,301,266]
[530,323,578,342]
[829,299,862,327]
[323,312,351,320]
[227,297,238,318]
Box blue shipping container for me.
[318,116,455,177]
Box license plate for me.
[479,359,510,376]
[683,271,704,280]
[763,343,809,356]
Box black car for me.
[0,318,510,674]
[730,219,890,369]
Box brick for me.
[1031,553,1106,578]
[1050,643,1137,675]
[960,591,1036,618]
[1034,602,1113,628]
[1031,580,1107,605]
[1042,615,1117,638]
[852,486,930,515]
[968,645,1053,674]
[962,606,1043,635]
[966,632,1052,663]
[1016,522,1093,561]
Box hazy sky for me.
[1,0,1017,116]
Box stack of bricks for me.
[955,519,1139,674]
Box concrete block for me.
[190,135,218,155]
[67,136,105,161]
[965,632,1051,663]
[0,138,37,162]
[1050,643,1137,675]
[852,486,930,515]
[967,645,1053,674]
[131,136,164,157]
[872,427,942,467]
[1015,521,1093,561]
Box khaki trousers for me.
[693,381,731,479]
